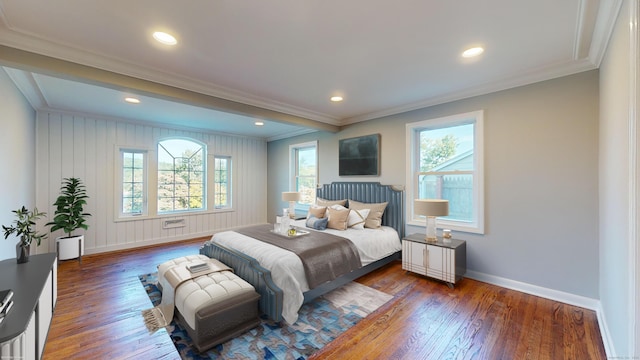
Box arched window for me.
[157,138,206,213]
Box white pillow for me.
[349,199,387,228]
[329,204,348,211]
[347,208,370,230]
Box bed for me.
[199,182,405,323]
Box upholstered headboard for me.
[316,182,405,239]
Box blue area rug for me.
[139,272,392,359]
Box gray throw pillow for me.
[305,216,328,230]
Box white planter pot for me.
[56,235,84,260]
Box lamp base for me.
[289,202,296,219]
[426,216,437,242]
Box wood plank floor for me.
[43,239,606,360]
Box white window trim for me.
[405,110,485,234]
[157,137,208,214]
[115,146,149,219]
[289,140,318,209]
[212,154,232,210]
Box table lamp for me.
[282,191,301,218]
[414,199,449,242]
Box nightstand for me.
[402,233,466,287]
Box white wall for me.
[599,1,638,357]
[0,69,36,261]
[34,111,268,255]
[268,70,600,301]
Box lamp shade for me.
[282,192,301,202]
[414,199,449,217]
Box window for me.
[406,110,484,234]
[157,138,206,213]
[120,149,147,216]
[214,156,231,209]
[290,141,317,206]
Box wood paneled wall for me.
[34,111,267,255]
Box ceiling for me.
[0,1,619,141]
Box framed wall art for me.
[338,134,380,176]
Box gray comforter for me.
[235,224,362,288]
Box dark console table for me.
[0,253,57,360]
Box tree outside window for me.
[214,156,231,209]
[121,150,146,216]
[418,124,474,222]
[157,138,205,213]
[290,142,317,206]
[407,110,484,234]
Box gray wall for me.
[268,70,600,300]
[599,1,636,357]
[0,69,37,261]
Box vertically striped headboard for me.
[316,182,405,239]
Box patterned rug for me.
[139,272,392,359]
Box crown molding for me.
[341,0,620,125]
[342,58,598,125]
[0,22,341,127]
[588,0,624,68]
[267,128,318,142]
[36,106,279,142]
[2,66,45,109]
[0,1,622,128]
[0,44,340,134]
[573,0,600,60]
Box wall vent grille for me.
[162,218,186,229]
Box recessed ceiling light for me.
[330,96,343,102]
[462,47,484,58]
[124,97,140,104]
[153,31,177,45]
[255,121,264,126]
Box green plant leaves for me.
[46,177,91,237]
[2,205,47,247]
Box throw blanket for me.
[235,224,361,288]
[142,258,231,332]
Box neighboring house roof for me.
[431,150,473,172]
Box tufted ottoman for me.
[157,255,261,352]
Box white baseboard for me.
[465,270,614,358]
[80,223,262,256]
[82,230,217,255]
[465,270,599,309]
[594,302,616,358]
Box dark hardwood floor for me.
[43,239,606,360]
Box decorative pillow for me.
[327,207,350,230]
[317,197,347,207]
[307,206,327,219]
[347,208,370,230]
[348,199,388,228]
[305,216,328,230]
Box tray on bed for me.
[269,228,310,238]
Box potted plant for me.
[2,206,48,263]
[47,177,91,261]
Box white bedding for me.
[209,220,401,324]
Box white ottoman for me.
[157,255,261,352]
